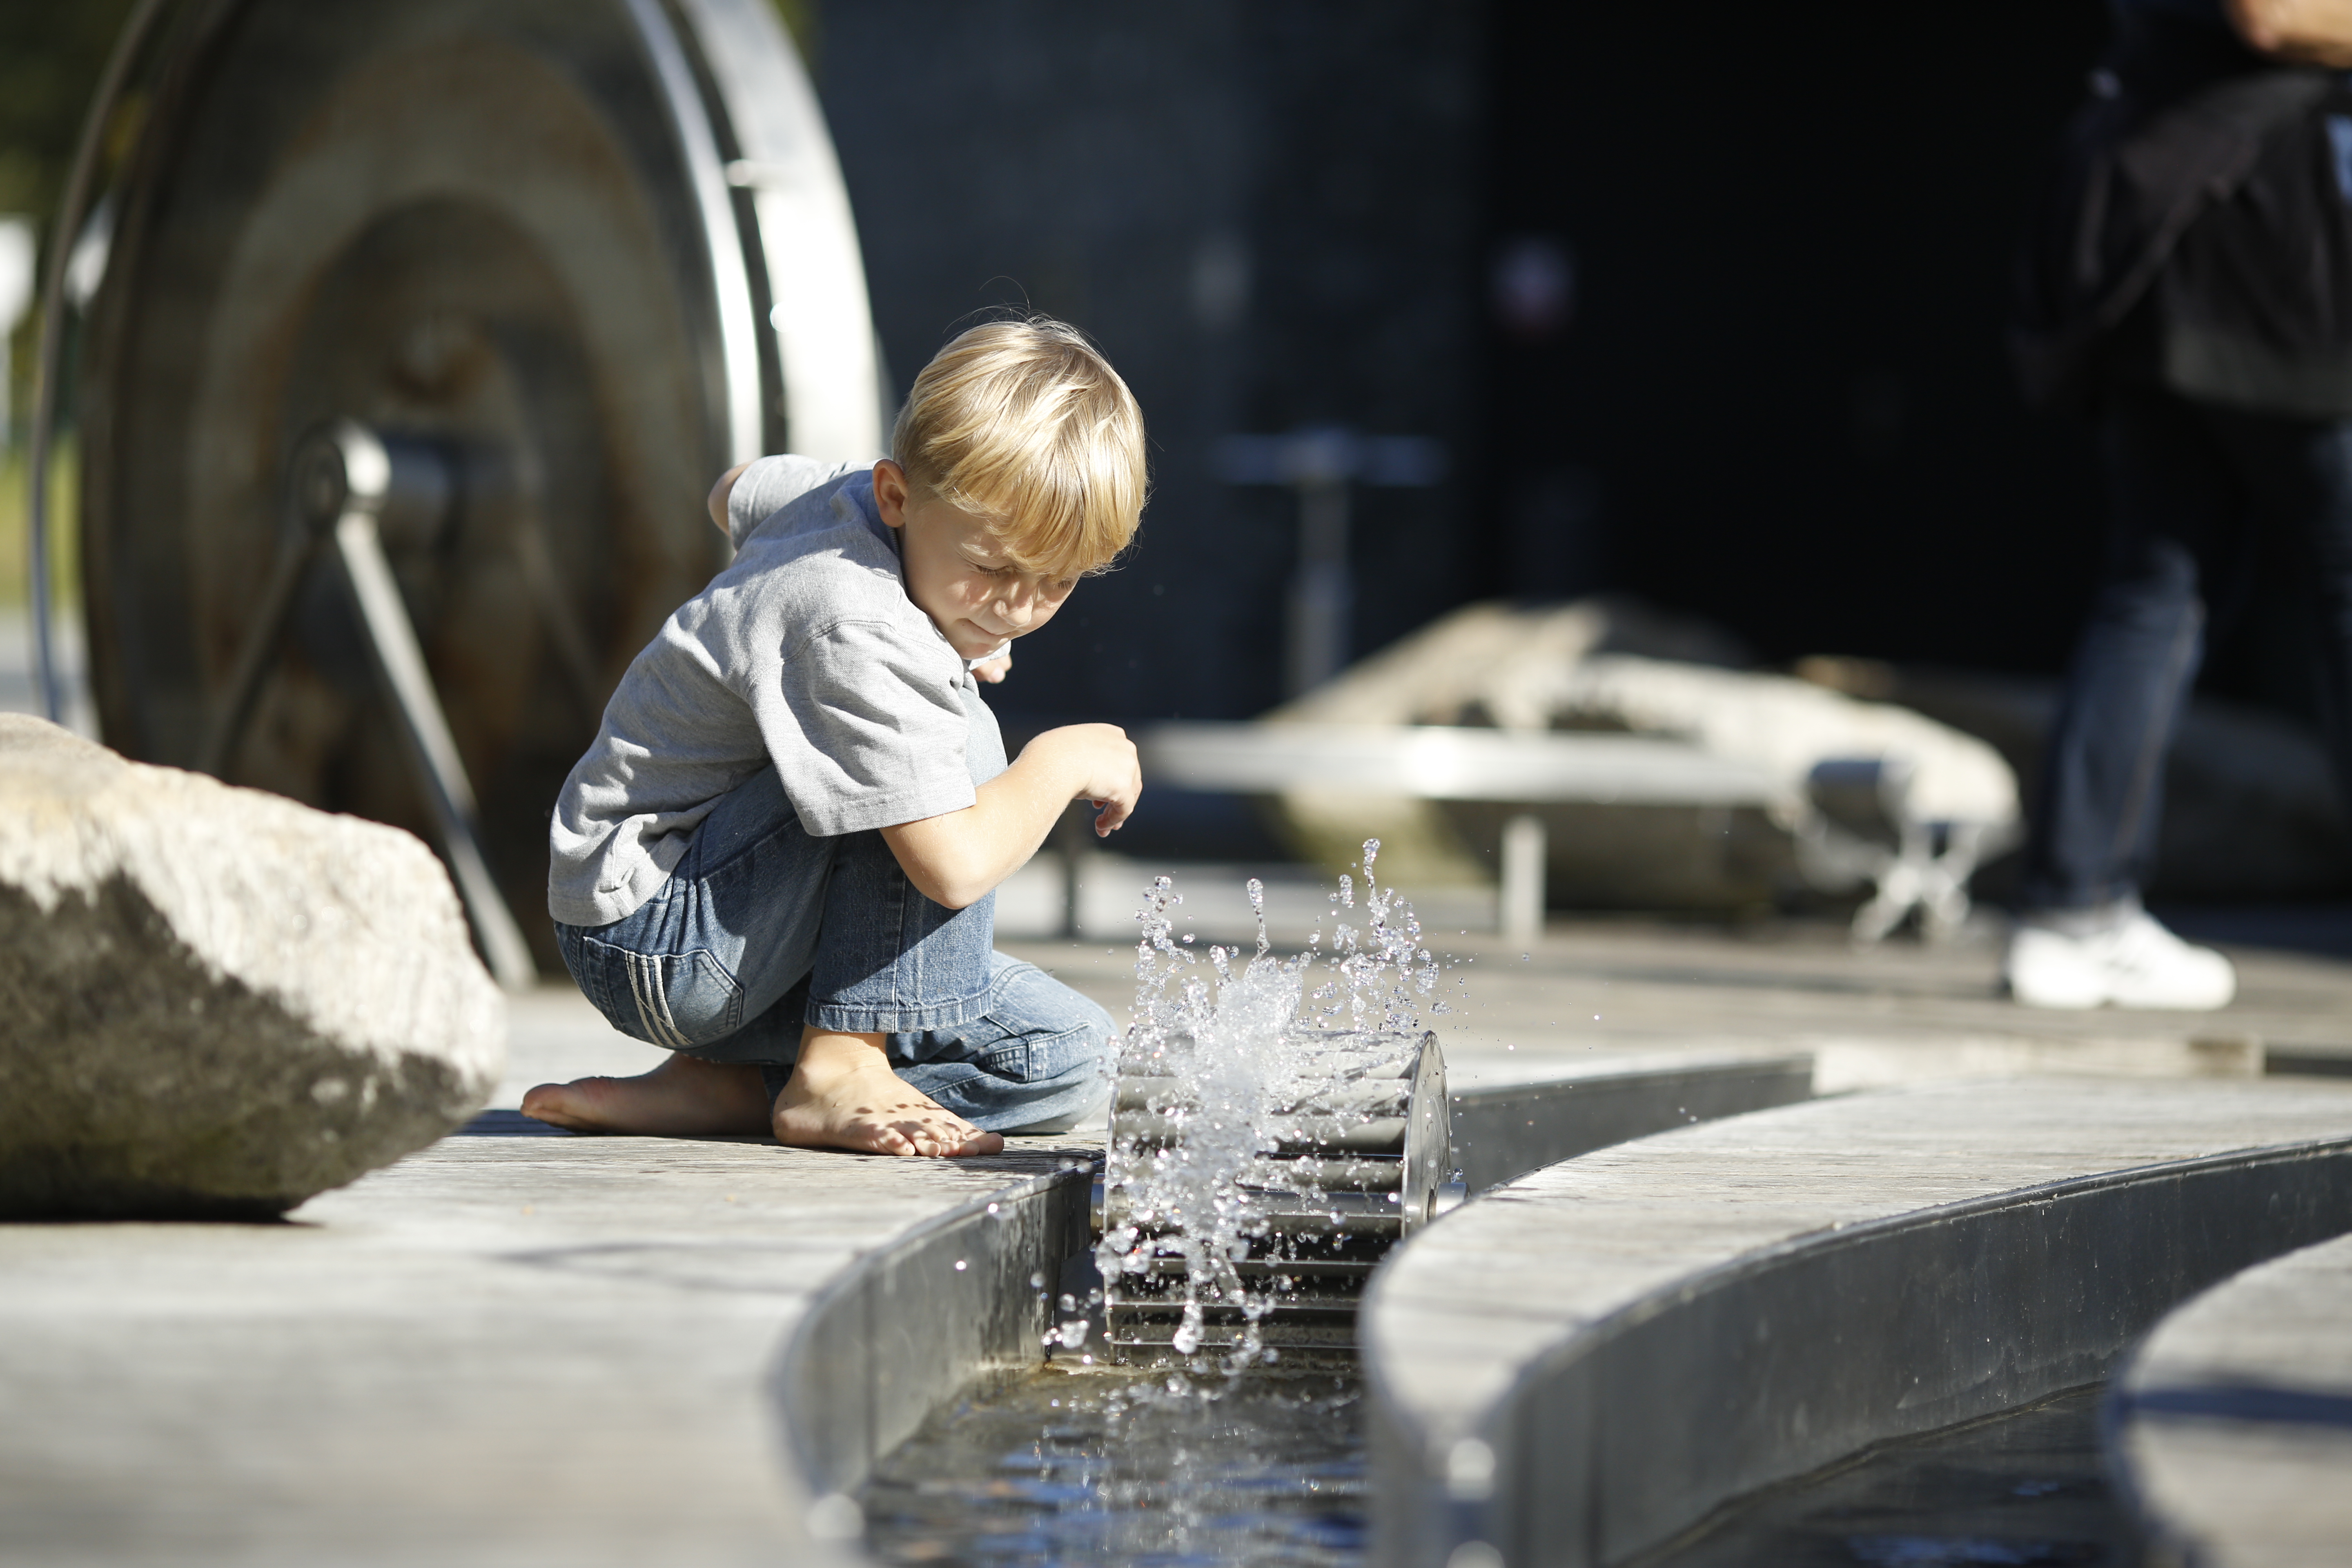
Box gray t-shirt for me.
[547,457,1005,927]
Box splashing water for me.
[1094,840,1445,1375]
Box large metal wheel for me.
[52,0,880,976]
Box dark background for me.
[24,1,2267,729]
[812,0,2125,729]
[816,1,1485,726]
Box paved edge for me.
[1452,1056,1813,1193]
[2106,1230,2352,1568]
[1362,1085,2352,1568]
[773,1154,1097,1504]
[767,1053,1815,1533]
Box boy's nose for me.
[991,584,1039,627]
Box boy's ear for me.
[872,459,910,529]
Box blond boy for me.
[524,320,1144,1156]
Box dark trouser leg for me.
[2203,408,2352,829]
[2022,389,2237,914]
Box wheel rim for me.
[71,0,876,966]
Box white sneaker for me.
[2004,910,2236,1011]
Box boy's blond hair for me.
[892,318,1147,577]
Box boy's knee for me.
[996,960,1116,1044]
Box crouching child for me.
[523,318,1145,1156]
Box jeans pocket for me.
[625,949,746,1050]
[557,924,642,1042]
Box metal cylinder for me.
[1100,1027,1451,1358]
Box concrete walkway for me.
[10,909,2352,1566]
[1361,1077,2352,1568]
[1007,904,2352,1096]
[2111,1230,2352,1568]
[0,985,1098,1567]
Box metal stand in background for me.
[1213,427,1446,697]
[1797,756,2007,946]
[1054,801,1096,941]
[1499,811,1547,947]
[202,421,537,992]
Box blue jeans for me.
[2024,386,2352,911]
[555,767,1114,1133]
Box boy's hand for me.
[974,648,1013,683]
[1030,722,1141,836]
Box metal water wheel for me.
[31,0,882,984]
[1099,1027,1455,1360]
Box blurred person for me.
[523,319,1145,1153]
[2007,0,2352,1008]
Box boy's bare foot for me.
[772,1027,1005,1158]
[521,1051,771,1136]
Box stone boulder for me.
[0,716,504,1218]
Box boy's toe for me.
[520,1081,598,1129]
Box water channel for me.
[860,860,2140,1567]
[858,1376,2137,1568]
[860,1363,1365,1567]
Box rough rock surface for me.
[0,716,504,1217]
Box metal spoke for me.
[196,527,324,779]
[331,511,537,992]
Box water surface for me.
[1654,1387,2135,1567]
[860,1363,1364,1567]
[861,1377,2139,1568]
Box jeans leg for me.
[886,954,1118,1133]
[2024,390,2233,912]
[803,825,1000,1033]
[553,768,838,1064]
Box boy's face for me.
[873,460,1078,662]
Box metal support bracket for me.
[200,420,537,991]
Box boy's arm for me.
[880,724,1140,910]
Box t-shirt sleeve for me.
[753,619,977,837]
[726,455,864,549]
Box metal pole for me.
[1056,804,1090,941]
[1500,811,1547,946]
[332,510,538,991]
[1285,478,1351,697]
[196,529,324,778]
